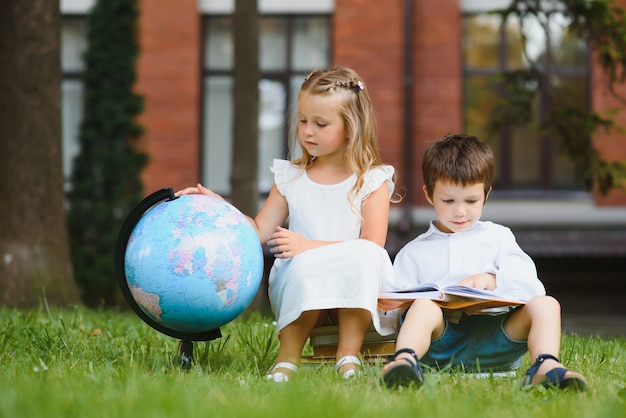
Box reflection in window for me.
[204,17,233,70]
[61,81,84,187]
[463,10,589,192]
[260,18,286,71]
[463,14,500,69]
[259,80,286,191]
[292,17,330,70]
[202,15,330,194]
[203,76,233,193]
[61,19,88,72]
[61,18,88,189]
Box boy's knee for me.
[526,295,561,315]
[411,298,441,309]
[407,299,444,319]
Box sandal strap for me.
[382,348,425,388]
[535,353,560,363]
[266,361,299,383]
[544,367,569,385]
[390,348,420,366]
[521,353,560,388]
[335,355,361,371]
[270,361,299,373]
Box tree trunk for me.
[231,0,260,217]
[0,0,81,307]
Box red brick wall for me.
[591,0,626,205]
[333,0,405,194]
[412,0,463,204]
[135,0,200,195]
[333,0,462,206]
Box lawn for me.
[0,306,624,418]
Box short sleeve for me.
[271,159,302,196]
[361,165,395,199]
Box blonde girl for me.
[177,67,397,381]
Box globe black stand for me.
[114,188,222,370]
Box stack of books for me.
[308,325,396,360]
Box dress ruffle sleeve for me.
[271,159,302,196]
[360,165,395,199]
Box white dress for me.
[268,159,396,336]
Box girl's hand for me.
[457,273,496,290]
[266,226,309,259]
[175,183,225,201]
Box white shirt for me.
[390,220,546,302]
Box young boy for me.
[381,133,586,391]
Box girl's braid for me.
[330,79,365,93]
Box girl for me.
[177,67,398,381]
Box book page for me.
[379,282,443,301]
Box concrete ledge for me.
[390,198,626,228]
[387,198,626,258]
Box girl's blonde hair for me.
[290,67,391,205]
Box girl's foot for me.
[335,355,361,379]
[266,361,299,382]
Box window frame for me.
[61,15,88,190]
[200,13,332,196]
[461,10,592,198]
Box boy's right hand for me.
[175,183,225,201]
[456,273,496,290]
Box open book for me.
[378,283,526,314]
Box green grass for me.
[0,306,625,418]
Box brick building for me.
[62,0,626,323]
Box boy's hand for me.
[457,273,496,290]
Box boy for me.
[381,133,586,391]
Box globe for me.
[121,193,264,336]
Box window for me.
[202,15,331,194]
[462,9,589,194]
[61,17,88,189]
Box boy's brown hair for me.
[422,133,494,199]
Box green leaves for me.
[489,0,626,194]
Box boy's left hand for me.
[457,273,496,290]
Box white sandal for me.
[266,361,299,382]
[335,355,361,379]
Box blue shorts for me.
[418,309,528,372]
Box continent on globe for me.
[130,283,163,321]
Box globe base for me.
[176,340,196,370]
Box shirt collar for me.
[422,219,481,237]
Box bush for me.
[67,0,146,307]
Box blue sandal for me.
[382,348,425,389]
[521,354,586,391]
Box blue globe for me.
[123,194,264,334]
